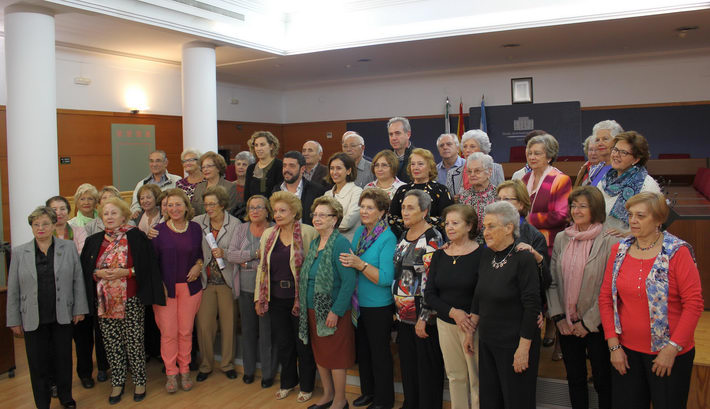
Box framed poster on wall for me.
[111,124,156,191]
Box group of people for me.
[6,115,704,409]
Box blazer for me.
[272,178,327,226]
[395,145,414,184]
[191,178,239,215]
[547,230,618,331]
[244,158,283,202]
[7,238,89,331]
[193,213,242,297]
[324,182,363,241]
[309,163,331,189]
[254,223,318,302]
[81,228,166,316]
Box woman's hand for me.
[463,332,475,356]
[72,314,85,324]
[186,263,201,282]
[147,227,159,239]
[556,319,572,336]
[572,322,588,338]
[95,268,128,281]
[211,248,224,259]
[651,345,679,377]
[291,303,300,317]
[10,326,22,337]
[516,243,543,263]
[415,319,428,338]
[325,311,338,328]
[610,346,630,375]
[339,250,364,271]
[513,343,530,373]
[605,228,630,238]
[537,313,545,329]
[255,302,264,317]
[449,308,475,333]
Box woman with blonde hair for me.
[69,183,99,227]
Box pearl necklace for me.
[168,219,188,233]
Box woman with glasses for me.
[457,152,497,243]
[597,131,661,236]
[365,150,406,199]
[191,151,238,216]
[176,148,204,201]
[446,130,504,197]
[227,195,278,386]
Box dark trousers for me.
[239,291,279,379]
[73,314,109,379]
[356,305,395,407]
[559,326,611,409]
[612,346,695,409]
[24,322,74,409]
[478,331,540,409]
[144,305,161,358]
[397,321,444,409]
[269,296,316,392]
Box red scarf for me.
[96,225,134,319]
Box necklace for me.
[635,233,661,251]
[168,219,188,233]
[492,245,515,269]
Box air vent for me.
[172,0,245,21]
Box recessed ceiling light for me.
[357,58,371,62]
[675,26,699,38]
[502,43,521,48]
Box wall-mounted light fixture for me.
[124,85,149,114]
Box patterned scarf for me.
[256,221,304,314]
[609,231,694,352]
[298,231,340,344]
[561,223,602,325]
[589,163,611,187]
[96,225,133,319]
[350,218,388,324]
[54,223,74,240]
[603,165,648,225]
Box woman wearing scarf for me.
[573,135,601,187]
[547,187,618,409]
[599,192,703,409]
[457,152,497,244]
[81,197,165,404]
[244,131,283,202]
[254,191,318,403]
[339,188,397,409]
[597,131,661,237]
[68,183,99,227]
[299,196,357,409]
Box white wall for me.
[281,49,710,123]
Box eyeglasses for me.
[248,205,265,211]
[570,203,590,210]
[342,143,362,149]
[611,147,633,157]
[311,213,336,219]
[32,222,53,229]
[182,158,198,164]
[201,164,217,170]
[469,168,487,176]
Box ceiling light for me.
[502,43,521,48]
[675,25,699,38]
[357,58,371,62]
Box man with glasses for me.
[435,133,465,185]
[272,151,326,226]
[342,131,374,188]
[130,150,181,216]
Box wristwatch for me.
[668,340,683,352]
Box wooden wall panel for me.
[217,120,283,160]
[282,121,348,163]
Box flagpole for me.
[444,96,451,133]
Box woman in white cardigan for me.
[324,152,363,240]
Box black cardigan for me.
[244,158,283,202]
[80,228,166,315]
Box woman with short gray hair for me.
[177,148,204,201]
[446,130,504,197]
[465,200,541,409]
[234,151,255,206]
[458,152,497,243]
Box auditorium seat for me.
[659,153,691,159]
[509,146,526,162]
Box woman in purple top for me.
[151,188,204,393]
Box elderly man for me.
[387,116,414,183]
[302,140,330,188]
[435,133,465,185]
[272,151,326,226]
[342,131,374,188]
[129,150,181,215]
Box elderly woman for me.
[134,183,162,236]
[47,196,87,253]
[589,120,624,187]
[234,150,255,206]
[325,152,363,241]
[465,201,541,409]
[7,207,88,409]
[446,130,504,196]
[81,197,165,403]
[192,151,238,215]
[392,189,445,409]
[84,186,124,237]
[598,131,661,236]
[151,188,204,393]
[458,152,497,242]
[69,183,99,227]
[523,133,572,256]
[298,196,357,409]
[176,148,204,200]
[425,204,482,409]
[244,131,283,201]
[548,187,618,409]
[390,148,454,238]
[365,150,406,199]
[254,191,318,403]
[227,195,278,386]
[574,135,601,187]
[338,188,397,409]
[599,192,703,409]
[190,186,241,382]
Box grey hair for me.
[403,189,432,215]
[436,133,460,149]
[342,131,365,145]
[461,129,491,154]
[150,150,167,160]
[466,152,494,172]
[234,150,255,165]
[387,116,411,133]
[582,135,594,157]
[181,148,202,161]
[527,133,559,163]
[304,140,323,155]
[484,201,520,238]
[592,120,624,138]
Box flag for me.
[456,99,465,139]
[444,97,451,133]
[480,95,488,133]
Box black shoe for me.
[50,384,58,398]
[368,405,393,409]
[133,387,146,402]
[97,370,108,382]
[108,386,124,405]
[243,374,254,384]
[542,337,555,347]
[196,372,211,382]
[225,369,237,379]
[261,378,274,388]
[61,400,77,409]
[80,377,95,389]
[307,401,333,409]
[354,395,374,407]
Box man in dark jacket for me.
[387,116,414,183]
[272,151,326,226]
[301,140,331,189]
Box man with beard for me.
[272,151,326,226]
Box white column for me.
[5,5,59,244]
[181,42,218,154]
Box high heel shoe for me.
[108,385,124,405]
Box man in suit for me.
[302,140,330,188]
[342,131,374,188]
[387,116,414,183]
[273,151,326,226]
